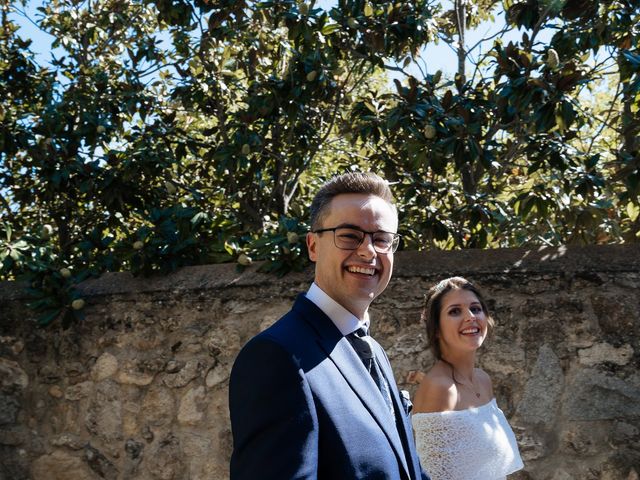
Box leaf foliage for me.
[1,0,638,326]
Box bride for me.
[411,277,523,480]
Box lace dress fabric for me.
[412,398,523,480]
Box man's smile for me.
[346,265,377,276]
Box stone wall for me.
[1,244,639,480]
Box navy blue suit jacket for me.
[229,294,430,479]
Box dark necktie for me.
[347,327,395,416]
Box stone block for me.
[177,386,205,426]
[162,359,201,389]
[141,386,175,427]
[564,369,640,421]
[145,433,186,480]
[0,394,20,425]
[0,358,28,392]
[578,342,634,366]
[65,381,93,401]
[84,380,123,443]
[91,352,118,381]
[515,344,564,428]
[31,450,94,480]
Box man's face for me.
[306,193,398,319]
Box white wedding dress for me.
[412,398,523,480]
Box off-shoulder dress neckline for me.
[412,397,497,417]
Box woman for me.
[411,277,523,480]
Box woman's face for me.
[437,288,488,356]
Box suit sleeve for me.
[229,336,318,480]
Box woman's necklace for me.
[454,369,481,398]
[443,361,481,398]
[460,380,481,398]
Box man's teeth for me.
[348,266,375,275]
[461,328,480,334]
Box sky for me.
[10,2,57,64]
[9,0,537,78]
[10,0,571,105]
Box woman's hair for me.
[421,276,495,360]
[309,172,396,230]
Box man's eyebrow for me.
[334,223,363,230]
[334,223,392,233]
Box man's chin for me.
[351,288,378,303]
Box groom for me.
[229,172,429,479]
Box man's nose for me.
[357,234,377,258]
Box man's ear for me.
[306,232,317,262]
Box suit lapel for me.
[325,336,411,477]
[372,340,420,479]
[293,297,411,479]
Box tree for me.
[1,0,638,326]
[348,0,639,248]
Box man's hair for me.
[309,172,396,230]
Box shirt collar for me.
[305,282,369,336]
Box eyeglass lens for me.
[334,228,397,253]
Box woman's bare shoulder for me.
[412,364,457,413]
[475,367,494,396]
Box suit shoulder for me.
[230,325,304,394]
[256,304,310,345]
[234,299,315,362]
[238,310,298,355]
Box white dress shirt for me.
[305,282,369,336]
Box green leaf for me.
[627,202,640,222]
[38,309,62,327]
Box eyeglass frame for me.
[312,226,401,254]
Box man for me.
[229,172,429,480]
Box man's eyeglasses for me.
[312,227,401,254]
